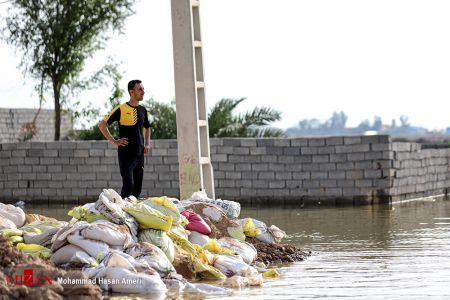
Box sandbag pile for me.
[0,188,304,297]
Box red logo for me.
[5,269,53,286]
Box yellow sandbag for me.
[8,235,24,244]
[242,218,262,237]
[68,206,109,223]
[263,269,280,278]
[227,226,246,241]
[16,243,52,259]
[168,230,225,280]
[1,228,23,237]
[143,196,181,223]
[203,239,234,255]
[123,203,173,232]
[192,257,227,280]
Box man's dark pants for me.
[118,154,144,198]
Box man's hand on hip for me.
[113,138,128,147]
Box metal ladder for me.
[171,0,215,200]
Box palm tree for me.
[208,98,284,137]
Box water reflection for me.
[24,199,450,299]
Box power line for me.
[0,0,11,5]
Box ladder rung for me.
[196,81,205,88]
[193,40,202,48]
[200,157,210,164]
[198,119,207,127]
[191,0,199,7]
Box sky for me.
[0,0,450,130]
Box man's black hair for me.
[128,80,142,95]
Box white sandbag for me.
[102,250,152,273]
[0,218,17,230]
[104,266,167,294]
[202,206,226,222]
[51,220,90,252]
[210,198,241,219]
[22,220,67,247]
[212,254,259,278]
[237,218,286,244]
[218,237,257,265]
[0,203,25,227]
[185,191,240,219]
[223,274,263,288]
[126,242,176,277]
[188,231,210,247]
[95,194,127,224]
[138,229,175,263]
[67,232,110,261]
[80,220,132,247]
[23,227,60,247]
[184,282,231,294]
[50,244,97,267]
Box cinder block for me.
[250,147,266,155]
[236,163,251,171]
[74,150,89,157]
[12,150,26,157]
[371,144,391,151]
[346,170,363,179]
[266,147,283,155]
[347,153,365,161]
[283,147,300,155]
[328,170,346,179]
[225,172,242,179]
[308,138,325,147]
[318,146,335,155]
[302,163,319,171]
[240,139,257,147]
[319,163,337,171]
[211,154,227,162]
[312,155,329,163]
[269,181,285,188]
[261,155,278,163]
[320,180,337,188]
[336,144,370,153]
[237,180,253,188]
[257,139,274,147]
[274,139,290,147]
[343,136,361,145]
[278,156,294,164]
[242,171,258,180]
[326,137,344,145]
[291,139,308,147]
[217,146,235,154]
[252,164,269,171]
[89,149,104,156]
[311,172,328,179]
[259,172,275,180]
[223,139,241,146]
[293,172,310,180]
[275,172,292,180]
[303,180,320,188]
[301,147,318,155]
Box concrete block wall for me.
[210,136,393,205]
[0,108,72,142]
[390,142,450,202]
[0,136,449,205]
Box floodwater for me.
[25,198,450,299]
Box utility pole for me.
[170,0,215,200]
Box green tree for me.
[208,98,284,137]
[142,98,177,139]
[2,0,134,140]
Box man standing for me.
[98,80,151,198]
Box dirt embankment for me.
[0,236,102,300]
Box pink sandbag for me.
[181,210,211,235]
